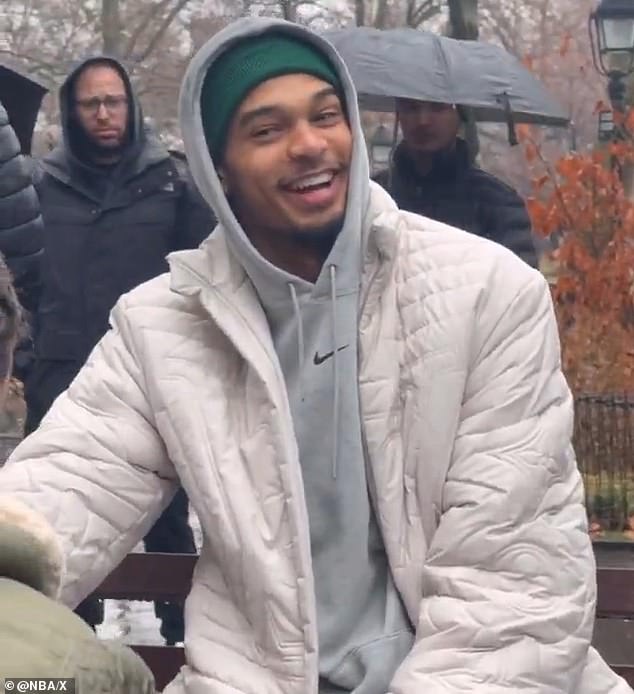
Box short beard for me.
[228,190,345,260]
[70,118,127,164]
[289,215,344,255]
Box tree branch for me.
[123,0,174,59]
[135,0,191,63]
[408,0,442,28]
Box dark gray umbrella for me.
[0,61,49,154]
[323,27,569,128]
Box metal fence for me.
[574,393,634,539]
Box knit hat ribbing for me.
[201,33,341,160]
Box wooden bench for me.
[92,551,634,691]
[92,553,193,690]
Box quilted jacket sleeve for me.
[0,296,178,608]
[0,102,44,316]
[390,269,596,694]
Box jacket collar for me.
[40,126,169,195]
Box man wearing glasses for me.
[23,57,215,645]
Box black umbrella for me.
[323,27,569,127]
[0,61,49,154]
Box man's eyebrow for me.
[237,86,341,130]
[76,92,127,101]
[237,105,284,130]
[312,86,339,103]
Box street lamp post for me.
[589,0,634,119]
[590,0,634,190]
[597,108,616,141]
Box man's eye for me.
[316,110,340,123]
[252,126,280,139]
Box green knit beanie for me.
[201,33,342,160]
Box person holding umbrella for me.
[373,99,538,267]
[321,26,567,269]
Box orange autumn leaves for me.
[521,119,634,393]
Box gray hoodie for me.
[179,18,414,694]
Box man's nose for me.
[288,121,328,159]
[412,105,433,125]
[95,102,110,121]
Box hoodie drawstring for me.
[288,269,340,481]
[329,264,339,480]
[288,282,305,380]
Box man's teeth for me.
[292,172,334,191]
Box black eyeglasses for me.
[75,95,128,115]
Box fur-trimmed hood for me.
[0,497,156,692]
[0,496,64,599]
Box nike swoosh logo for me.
[313,344,349,365]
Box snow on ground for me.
[97,510,202,645]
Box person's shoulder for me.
[110,272,188,340]
[110,250,214,352]
[465,165,526,206]
[116,272,177,315]
[369,182,540,297]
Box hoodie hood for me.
[179,17,371,304]
[43,56,167,184]
[59,56,142,162]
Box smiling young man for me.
[0,17,630,694]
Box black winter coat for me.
[374,140,537,267]
[32,134,215,366]
[0,102,44,315]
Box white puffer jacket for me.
[0,184,629,694]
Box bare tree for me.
[351,0,442,28]
[405,0,443,28]
[0,0,216,133]
[447,0,477,39]
[236,0,330,24]
[0,0,204,82]
[101,0,123,56]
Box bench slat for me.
[90,553,634,688]
[93,555,634,617]
[92,552,196,601]
[596,568,634,617]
